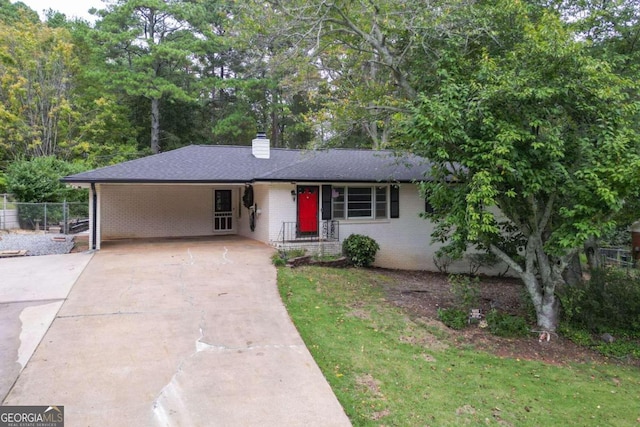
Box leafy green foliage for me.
[558,268,640,334]
[437,308,468,330]
[594,339,640,359]
[6,156,87,202]
[0,171,6,193]
[485,309,530,338]
[558,268,640,361]
[0,20,80,161]
[342,234,380,267]
[404,0,640,331]
[557,324,594,347]
[559,323,640,360]
[271,252,286,267]
[448,274,480,312]
[92,0,227,153]
[0,0,39,24]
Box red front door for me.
[297,186,319,235]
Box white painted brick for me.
[100,184,237,239]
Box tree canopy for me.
[406,1,640,330]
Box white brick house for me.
[63,135,459,271]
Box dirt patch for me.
[377,269,633,366]
[355,373,382,396]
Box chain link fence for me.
[1,194,89,234]
[599,247,634,269]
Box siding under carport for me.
[98,184,239,242]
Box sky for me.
[16,0,107,22]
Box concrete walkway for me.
[0,251,93,401]
[2,237,351,426]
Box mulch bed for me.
[377,269,637,367]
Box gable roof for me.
[62,145,431,184]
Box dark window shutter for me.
[322,185,332,220]
[425,199,435,214]
[390,185,400,218]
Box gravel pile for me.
[0,233,75,256]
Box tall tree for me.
[552,0,640,269]
[0,0,39,24]
[261,0,458,147]
[0,19,79,160]
[225,2,321,147]
[407,1,640,331]
[44,15,142,166]
[93,0,217,153]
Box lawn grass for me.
[278,266,640,426]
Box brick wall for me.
[336,184,440,270]
[263,183,442,270]
[99,184,228,240]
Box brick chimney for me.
[252,132,270,159]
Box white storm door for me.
[214,189,234,232]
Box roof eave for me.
[253,178,420,184]
[61,178,253,185]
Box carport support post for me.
[91,183,97,250]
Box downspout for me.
[91,183,97,250]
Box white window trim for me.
[333,185,388,220]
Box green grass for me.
[278,266,640,426]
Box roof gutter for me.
[61,179,254,185]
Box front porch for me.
[273,220,341,257]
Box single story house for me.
[62,135,460,271]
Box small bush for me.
[437,308,468,330]
[448,274,480,312]
[467,252,499,275]
[271,252,286,267]
[558,325,640,361]
[558,323,594,347]
[485,309,529,337]
[558,268,640,334]
[6,156,87,203]
[595,339,640,359]
[342,234,380,267]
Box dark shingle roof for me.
[62,145,431,184]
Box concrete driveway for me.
[0,252,93,401]
[2,236,351,426]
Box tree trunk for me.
[491,236,562,332]
[518,272,558,331]
[562,252,583,286]
[538,286,560,331]
[271,109,280,147]
[151,97,161,154]
[584,236,601,271]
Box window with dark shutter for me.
[425,199,435,214]
[322,185,332,220]
[390,185,399,218]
